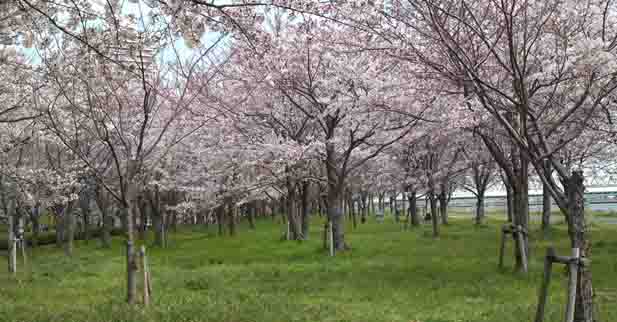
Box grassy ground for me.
[0,216,616,322]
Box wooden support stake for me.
[140,245,150,306]
[328,221,334,257]
[534,247,555,322]
[565,248,580,322]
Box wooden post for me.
[328,221,334,257]
[565,248,580,322]
[534,247,555,322]
[140,245,150,306]
[499,226,507,269]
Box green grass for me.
[1,216,616,322]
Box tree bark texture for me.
[408,190,419,227]
[300,182,310,238]
[566,171,594,322]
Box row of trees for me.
[3,1,617,321]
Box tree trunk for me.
[247,203,256,229]
[101,210,112,248]
[541,161,552,234]
[64,202,75,257]
[360,193,367,224]
[327,188,345,251]
[351,199,357,229]
[475,195,485,225]
[227,201,236,237]
[300,182,310,239]
[138,197,148,240]
[438,190,448,225]
[30,204,41,248]
[154,208,165,247]
[120,212,128,233]
[285,185,301,240]
[511,184,530,272]
[565,171,593,322]
[55,206,64,248]
[170,212,178,233]
[7,200,16,273]
[216,206,224,236]
[505,182,514,223]
[429,192,439,237]
[124,203,137,304]
[325,139,347,252]
[408,190,419,227]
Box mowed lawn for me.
[1,216,616,322]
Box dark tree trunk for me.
[505,182,514,223]
[248,203,256,229]
[95,189,112,248]
[512,186,524,271]
[279,198,286,224]
[475,195,485,225]
[429,192,439,237]
[170,212,178,233]
[360,193,367,224]
[30,204,41,247]
[351,199,357,229]
[325,138,347,252]
[101,211,112,248]
[153,204,166,247]
[82,209,90,242]
[64,201,75,257]
[55,206,64,248]
[138,197,148,240]
[216,206,224,236]
[565,171,594,322]
[327,188,345,251]
[78,189,92,243]
[407,190,419,227]
[120,211,128,233]
[226,199,236,237]
[285,185,302,240]
[542,161,552,234]
[300,182,310,239]
[438,189,448,225]
[123,202,138,305]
